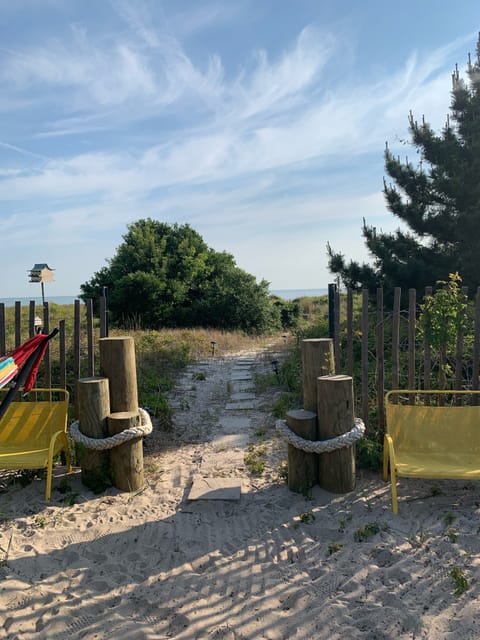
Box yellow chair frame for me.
[383,390,480,514]
[0,388,72,501]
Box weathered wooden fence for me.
[0,296,108,394]
[330,286,480,432]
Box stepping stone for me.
[231,373,252,381]
[227,380,254,393]
[188,477,241,501]
[226,401,255,410]
[230,392,255,401]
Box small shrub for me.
[244,445,267,476]
[55,477,72,495]
[407,528,430,548]
[34,515,47,529]
[446,528,458,543]
[354,522,387,542]
[62,492,79,507]
[272,393,296,419]
[338,513,352,533]
[82,463,113,495]
[444,512,456,526]
[450,567,468,596]
[275,460,288,483]
[356,437,383,471]
[327,543,344,556]
[298,510,316,524]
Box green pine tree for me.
[328,34,480,294]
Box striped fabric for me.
[0,358,18,388]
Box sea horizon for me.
[269,288,328,300]
[0,288,328,307]
[0,295,83,307]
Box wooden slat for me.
[43,302,51,388]
[86,298,95,376]
[454,286,468,403]
[59,319,66,390]
[391,287,401,396]
[347,288,354,377]
[14,301,21,347]
[100,295,108,338]
[408,288,416,403]
[361,289,369,427]
[473,287,480,398]
[376,288,385,429]
[334,288,341,373]
[0,303,5,356]
[29,301,35,338]
[423,286,432,400]
[74,299,81,382]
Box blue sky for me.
[1,0,479,298]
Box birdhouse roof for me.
[30,263,55,271]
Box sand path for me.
[1,348,480,639]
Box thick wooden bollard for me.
[99,337,138,412]
[301,339,334,412]
[107,411,143,491]
[77,377,110,490]
[317,375,356,493]
[286,409,317,493]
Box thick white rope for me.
[69,407,153,451]
[276,417,365,453]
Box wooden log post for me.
[286,339,335,490]
[107,411,144,491]
[301,339,334,412]
[317,375,356,493]
[99,337,143,492]
[99,337,138,412]
[285,409,317,493]
[77,377,111,490]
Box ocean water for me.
[270,288,328,300]
[0,289,328,307]
[0,296,82,307]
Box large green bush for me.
[81,219,282,334]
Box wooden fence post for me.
[317,374,356,493]
[285,409,317,493]
[77,376,110,490]
[361,289,369,427]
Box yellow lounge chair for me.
[0,388,72,501]
[384,390,480,514]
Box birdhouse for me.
[28,263,55,283]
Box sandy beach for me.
[1,348,480,639]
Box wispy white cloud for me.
[0,2,476,295]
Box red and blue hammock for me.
[0,329,58,420]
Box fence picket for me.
[361,289,369,428]
[376,288,385,429]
